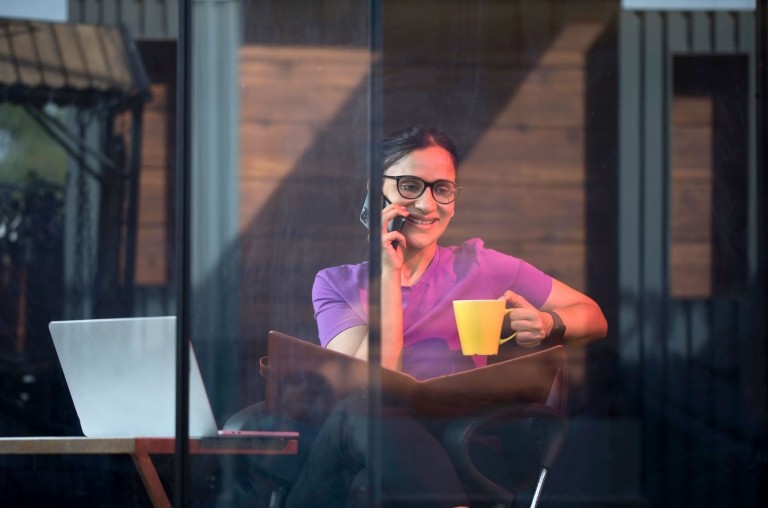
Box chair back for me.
[442,345,570,507]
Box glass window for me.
[0,2,765,507]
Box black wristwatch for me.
[544,310,566,343]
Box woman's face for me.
[383,145,457,251]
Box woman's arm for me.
[324,269,404,370]
[378,264,404,370]
[325,203,407,370]
[503,278,607,348]
[326,325,368,357]
[541,279,607,345]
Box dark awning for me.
[0,17,150,110]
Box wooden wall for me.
[75,3,749,335]
[98,1,621,348]
[441,21,610,291]
[133,41,176,287]
[232,1,619,396]
[237,45,372,348]
[670,96,712,299]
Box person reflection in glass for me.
[283,126,607,508]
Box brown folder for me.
[261,330,565,418]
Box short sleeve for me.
[312,267,368,347]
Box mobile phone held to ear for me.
[359,190,372,229]
[360,191,406,249]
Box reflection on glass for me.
[0,1,765,507]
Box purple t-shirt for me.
[312,238,552,380]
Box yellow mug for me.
[452,299,517,355]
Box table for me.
[0,434,299,508]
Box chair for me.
[223,401,293,508]
[224,344,568,508]
[222,369,336,508]
[440,349,568,508]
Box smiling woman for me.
[380,144,457,256]
[319,125,607,371]
[272,125,609,507]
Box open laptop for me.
[49,316,220,438]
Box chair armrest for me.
[441,403,568,500]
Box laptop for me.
[49,316,220,438]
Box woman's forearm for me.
[547,302,607,345]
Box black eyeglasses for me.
[383,175,461,204]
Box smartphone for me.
[360,190,406,248]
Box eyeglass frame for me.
[382,175,462,204]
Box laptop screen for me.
[49,316,218,438]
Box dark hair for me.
[381,126,459,173]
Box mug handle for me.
[499,308,517,344]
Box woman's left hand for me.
[500,290,550,348]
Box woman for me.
[284,126,607,508]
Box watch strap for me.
[544,310,566,342]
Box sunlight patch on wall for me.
[238,46,370,232]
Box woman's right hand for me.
[381,202,408,272]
